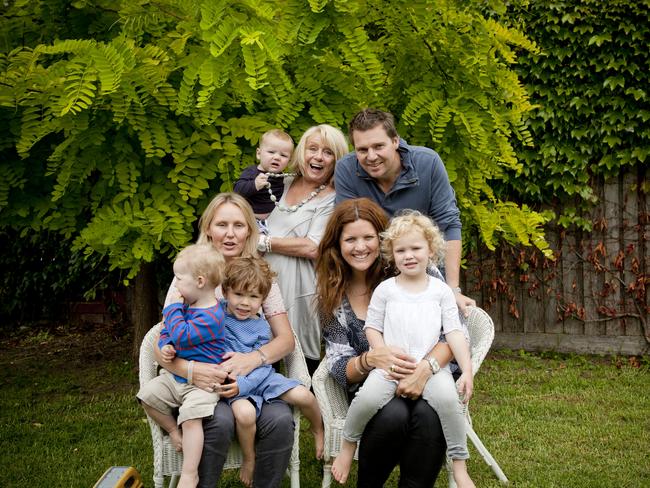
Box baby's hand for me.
[161,344,176,363]
[457,372,474,404]
[254,172,270,191]
[169,287,184,304]
[218,376,240,398]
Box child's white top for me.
[364,276,464,361]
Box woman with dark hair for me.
[315,198,453,487]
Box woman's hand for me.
[395,361,432,399]
[456,372,473,404]
[220,351,261,377]
[192,361,229,392]
[367,346,417,380]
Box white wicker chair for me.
[447,306,509,487]
[312,306,508,487]
[138,322,311,488]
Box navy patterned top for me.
[321,295,369,393]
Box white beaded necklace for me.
[265,173,327,213]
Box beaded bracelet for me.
[257,235,273,254]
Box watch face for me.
[429,358,439,373]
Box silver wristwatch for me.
[427,357,440,374]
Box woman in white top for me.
[261,124,349,374]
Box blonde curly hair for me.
[381,210,446,268]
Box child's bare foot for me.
[312,424,325,460]
[177,470,199,488]
[169,428,183,452]
[452,460,475,488]
[331,441,356,484]
[240,457,255,487]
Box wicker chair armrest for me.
[283,329,312,389]
[465,306,495,377]
[313,360,349,422]
[139,322,164,387]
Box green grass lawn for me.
[1,325,648,487]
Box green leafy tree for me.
[0,0,549,346]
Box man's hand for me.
[160,344,176,363]
[454,291,476,317]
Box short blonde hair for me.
[260,129,294,148]
[222,257,276,300]
[289,124,349,183]
[196,192,259,258]
[175,244,225,287]
[381,210,446,267]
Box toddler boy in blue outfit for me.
[137,244,225,488]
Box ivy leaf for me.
[631,147,649,162]
[588,33,612,46]
[603,76,625,90]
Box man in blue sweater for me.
[335,108,475,315]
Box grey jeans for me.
[198,399,295,488]
[343,368,468,460]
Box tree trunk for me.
[129,262,159,361]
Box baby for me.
[234,129,294,232]
[137,244,226,488]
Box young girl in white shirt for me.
[331,210,475,488]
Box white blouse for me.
[364,276,464,362]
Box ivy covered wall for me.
[501,0,649,226]
[469,0,649,354]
